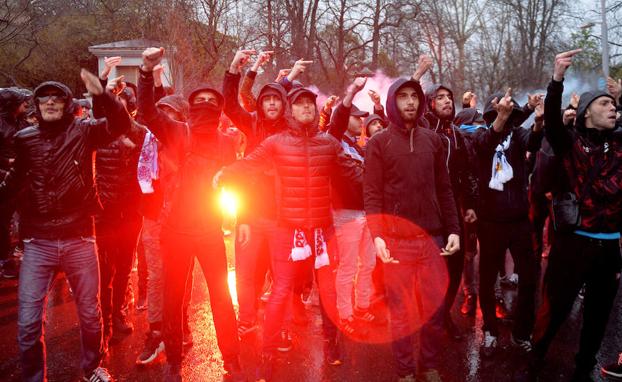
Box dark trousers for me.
[478,219,538,339]
[161,231,239,366]
[262,226,336,354]
[95,211,142,341]
[441,243,464,323]
[235,217,272,325]
[530,190,553,258]
[384,235,447,376]
[533,233,621,374]
[0,200,16,260]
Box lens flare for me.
[219,188,238,217]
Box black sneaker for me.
[136,331,165,365]
[83,367,114,381]
[324,338,342,366]
[164,363,182,382]
[223,358,247,381]
[136,293,147,311]
[277,330,292,352]
[255,354,274,382]
[444,317,463,341]
[113,314,134,334]
[1,258,19,279]
[183,330,193,348]
[601,353,622,379]
[461,294,477,316]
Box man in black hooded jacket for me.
[0,70,129,382]
[0,87,30,278]
[364,76,460,381]
[423,84,479,339]
[471,88,543,357]
[138,47,243,382]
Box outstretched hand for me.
[412,54,433,81]
[100,56,122,80]
[230,49,257,74]
[251,51,274,71]
[553,49,581,82]
[142,47,165,72]
[287,59,313,82]
[81,69,104,96]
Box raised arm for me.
[544,49,582,156]
[80,69,131,148]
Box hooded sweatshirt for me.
[544,79,622,234]
[222,71,290,222]
[364,78,460,239]
[138,69,236,234]
[471,94,543,222]
[0,88,29,176]
[424,85,478,212]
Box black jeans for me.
[161,230,239,366]
[533,232,621,374]
[530,190,553,258]
[478,219,538,339]
[0,200,16,261]
[95,210,143,341]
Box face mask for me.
[189,102,222,133]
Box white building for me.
[88,39,180,89]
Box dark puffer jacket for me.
[222,71,290,222]
[94,121,146,212]
[2,82,131,239]
[221,108,363,230]
[364,78,460,239]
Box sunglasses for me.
[37,95,65,104]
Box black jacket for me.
[2,82,131,239]
[221,100,363,230]
[222,71,289,222]
[424,85,479,213]
[472,96,543,222]
[138,69,236,236]
[94,121,146,213]
[0,88,29,182]
[364,78,460,240]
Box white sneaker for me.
[481,331,497,357]
[83,367,114,382]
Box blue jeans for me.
[384,235,448,376]
[235,217,273,325]
[18,236,103,382]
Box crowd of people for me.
[0,45,620,382]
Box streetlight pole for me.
[601,0,609,77]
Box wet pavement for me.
[0,245,620,382]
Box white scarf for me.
[290,228,330,269]
[489,131,513,191]
[137,130,159,194]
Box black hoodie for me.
[138,68,236,234]
[544,79,622,234]
[424,84,478,212]
[364,78,460,239]
[0,88,29,176]
[222,71,290,222]
[471,94,543,222]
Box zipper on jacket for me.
[74,159,87,187]
[304,129,311,229]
